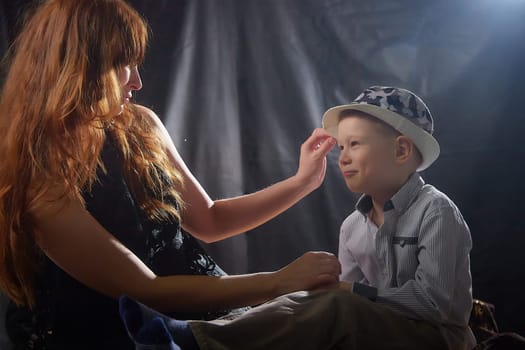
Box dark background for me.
[1,0,524,338]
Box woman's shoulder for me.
[133,104,160,123]
[132,104,167,135]
[130,104,174,147]
[133,103,155,115]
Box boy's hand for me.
[295,128,336,192]
[338,281,353,291]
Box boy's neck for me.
[368,171,417,227]
[369,202,384,227]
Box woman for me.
[0,0,338,348]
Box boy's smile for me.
[336,116,398,197]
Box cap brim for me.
[322,103,440,171]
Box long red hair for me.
[0,0,184,307]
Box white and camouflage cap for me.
[322,86,440,171]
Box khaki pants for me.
[190,289,448,350]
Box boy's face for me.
[337,115,399,195]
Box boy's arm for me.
[338,222,367,283]
[372,205,472,325]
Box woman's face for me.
[115,65,142,115]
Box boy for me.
[322,85,476,350]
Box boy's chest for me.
[372,216,421,285]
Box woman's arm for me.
[142,106,336,242]
[33,188,340,314]
[31,105,340,313]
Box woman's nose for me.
[129,67,143,91]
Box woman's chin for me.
[114,104,125,116]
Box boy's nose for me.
[338,152,351,166]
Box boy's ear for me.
[394,136,413,164]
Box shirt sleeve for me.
[338,219,366,284]
[375,205,472,324]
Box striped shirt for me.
[338,173,476,350]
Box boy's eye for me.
[350,141,359,147]
[338,145,344,151]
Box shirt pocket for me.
[392,236,419,281]
[392,236,418,247]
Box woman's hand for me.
[295,128,336,193]
[272,251,341,295]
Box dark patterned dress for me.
[6,134,235,349]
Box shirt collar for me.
[355,172,425,218]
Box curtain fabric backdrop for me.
[2,0,525,338]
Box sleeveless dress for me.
[6,134,235,349]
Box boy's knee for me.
[317,288,378,316]
[319,287,362,302]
